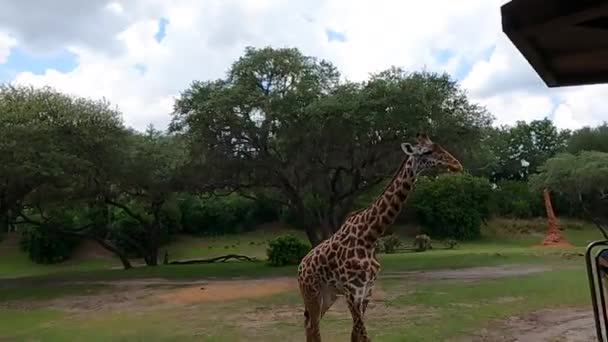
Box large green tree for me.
[530,151,608,235]
[0,85,135,268]
[486,118,570,181]
[567,123,608,154]
[171,46,492,245]
[103,126,189,266]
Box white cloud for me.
[6,0,608,131]
[474,92,555,127]
[0,31,16,64]
[552,84,608,130]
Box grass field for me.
[0,218,603,341]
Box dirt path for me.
[468,307,597,342]
[3,263,598,341]
[383,264,559,282]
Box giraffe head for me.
[400,133,463,172]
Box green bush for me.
[266,234,310,266]
[180,193,280,236]
[19,226,79,264]
[411,173,491,240]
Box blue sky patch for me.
[432,48,455,64]
[326,29,347,43]
[1,47,78,76]
[155,17,169,43]
[134,63,147,75]
[431,45,496,80]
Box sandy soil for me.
[157,277,294,304]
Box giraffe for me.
[297,133,463,342]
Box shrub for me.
[414,234,432,252]
[411,173,492,240]
[377,234,402,254]
[19,226,79,264]
[266,234,310,266]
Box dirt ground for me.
[2,264,598,341]
[467,307,597,342]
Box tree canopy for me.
[171,46,493,245]
[530,151,608,234]
[483,118,570,182]
[3,46,608,261]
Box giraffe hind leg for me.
[300,281,323,342]
[304,296,322,342]
[320,288,338,318]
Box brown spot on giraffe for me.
[297,133,463,342]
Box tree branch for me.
[106,199,148,224]
[168,254,257,265]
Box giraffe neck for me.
[364,155,418,240]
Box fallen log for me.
[168,254,257,265]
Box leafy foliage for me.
[484,119,569,182]
[567,123,608,154]
[3,48,608,268]
[19,226,79,264]
[412,173,492,240]
[0,85,125,218]
[530,151,608,235]
[179,193,279,236]
[529,151,608,199]
[490,180,543,218]
[266,234,310,266]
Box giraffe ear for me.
[401,143,414,155]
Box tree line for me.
[1,46,607,268]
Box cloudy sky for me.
[1,0,606,131]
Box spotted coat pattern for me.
[297,134,463,342]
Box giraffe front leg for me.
[347,294,370,342]
[362,288,372,317]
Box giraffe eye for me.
[422,150,433,156]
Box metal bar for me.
[596,255,608,337]
[586,240,608,341]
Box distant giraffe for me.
[297,133,463,342]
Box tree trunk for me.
[144,251,159,266]
[305,228,321,247]
[539,188,572,246]
[91,236,133,270]
[116,252,133,270]
[50,229,134,270]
